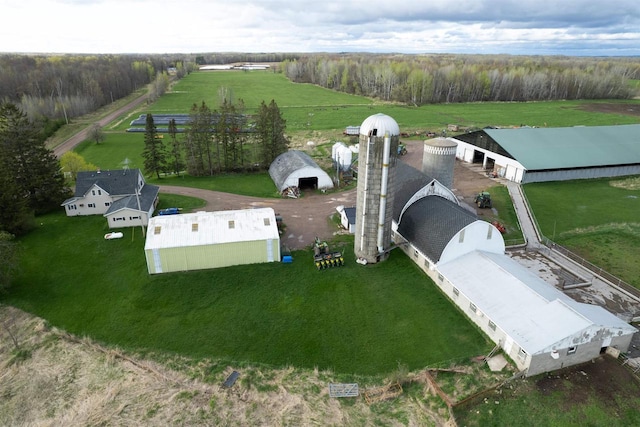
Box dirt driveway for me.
[160,139,496,250]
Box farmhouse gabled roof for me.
[105,183,159,215]
[74,169,141,197]
[483,124,640,171]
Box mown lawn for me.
[6,211,490,375]
[523,176,640,287]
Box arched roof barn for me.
[269,150,334,192]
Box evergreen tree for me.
[255,99,288,168]
[141,113,166,178]
[184,102,214,176]
[167,118,184,176]
[0,102,69,223]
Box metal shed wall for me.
[521,165,640,184]
[145,238,280,274]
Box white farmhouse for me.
[61,168,159,228]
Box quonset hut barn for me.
[453,124,640,183]
[269,150,333,193]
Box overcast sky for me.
[2,0,639,56]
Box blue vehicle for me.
[158,207,181,216]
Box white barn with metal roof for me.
[268,150,333,192]
[144,208,280,274]
[391,161,637,377]
[453,124,640,183]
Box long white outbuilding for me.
[144,208,280,274]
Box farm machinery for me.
[474,191,493,209]
[314,237,344,270]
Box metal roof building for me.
[144,208,280,274]
[268,150,334,192]
[454,124,640,183]
[438,251,637,376]
[391,160,637,377]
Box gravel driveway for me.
[159,139,496,250]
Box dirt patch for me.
[578,103,640,117]
[535,357,640,410]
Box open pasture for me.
[113,71,640,135]
[524,176,640,287]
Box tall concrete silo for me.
[422,137,457,189]
[354,113,400,264]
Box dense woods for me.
[0,54,195,123]
[282,54,640,104]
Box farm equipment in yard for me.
[474,191,492,209]
[397,143,407,156]
[491,221,506,234]
[314,237,344,270]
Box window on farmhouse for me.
[567,346,577,355]
[105,202,110,207]
[88,203,95,208]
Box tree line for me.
[281,54,640,104]
[142,99,289,178]
[0,54,197,125]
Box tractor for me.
[397,143,407,156]
[474,191,492,209]
[314,237,344,270]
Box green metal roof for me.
[484,124,640,171]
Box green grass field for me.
[114,72,640,135]
[523,176,640,287]
[6,211,489,376]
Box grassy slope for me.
[7,211,489,376]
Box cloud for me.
[0,0,638,55]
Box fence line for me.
[519,187,640,302]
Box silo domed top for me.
[425,137,457,148]
[360,113,400,137]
